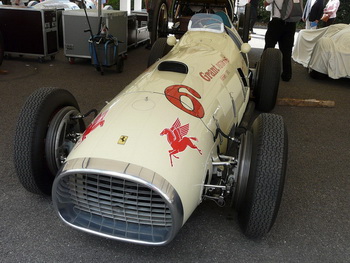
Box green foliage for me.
[257,0,271,23]
[337,0,350,24]
[107,0,120,9]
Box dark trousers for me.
[250,3,258,31]
[264,18,296,78]
[321,18,336,27]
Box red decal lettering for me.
[82,110,108,141]
[165,85,205,118]
[199,57,230,82]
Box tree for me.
[337,0,350,24]
[107,0,120,9]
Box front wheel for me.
[14,88,85,195]
[237,113,288,238]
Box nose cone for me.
[52,158,184,245]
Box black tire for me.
[309,69,328,80]
[254,48,282,112]
[232,131,253,211]
[147,38,172,67]
[242,4,251,43]
[149,0,169,45]
[237,14,244,37]
[14,88,84,195]
[116,56,124,73]
[238,113,288,238]
[57,11,64,48]
[0,30,4,66]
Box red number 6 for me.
[164,85,205,118]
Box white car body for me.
[53,13,250,245]
[14,13,287,247]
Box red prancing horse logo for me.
[82,110,108,141]
[160,118,202,167]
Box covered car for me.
[14,13,287,246]
[292,23,350,79]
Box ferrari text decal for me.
[160,118,202,167]
[82,110,108,141]
[165,85,205,118]
[199,57,230,82]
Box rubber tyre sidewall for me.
[309,69,328,80]
[242,4,251,43]
[254,48,282,112]
[147,37,171,67]
[0,30,4,66]
[238,113,288,238]
[116,56,124,73]
[14,87,81,195]
[150,0,168,45]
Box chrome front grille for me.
[53,158,183,245]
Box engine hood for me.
[53,90,216,245]
[65,88,216,214]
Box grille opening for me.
[55,173,173,243]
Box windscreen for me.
[188,13,224,34]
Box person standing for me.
[321,0,340,26]
[249,0,259,33]
[303,0,324,29]
[264,0,299,82]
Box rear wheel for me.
[149,0,169,45]
[237,4,251,43]
[0,30,4,66]
[116,56,124,73]
[237,113,288,238]
[14,88,85,195]
[242,4,251,43]
[254,48,282,112]
[147,38,172,67]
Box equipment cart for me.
[89,29,124,74]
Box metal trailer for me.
[62,9,127,63]
[0,6,59,62]
[127,11,150,48]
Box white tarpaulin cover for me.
[292,24,350,79]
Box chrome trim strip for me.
[52,157,184,246]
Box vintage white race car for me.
[14,13,288,245]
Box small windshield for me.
[188,14,224,34]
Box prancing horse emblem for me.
[160,118,202,167]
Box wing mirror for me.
[241,43,251,54]
[167,36,177,46]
